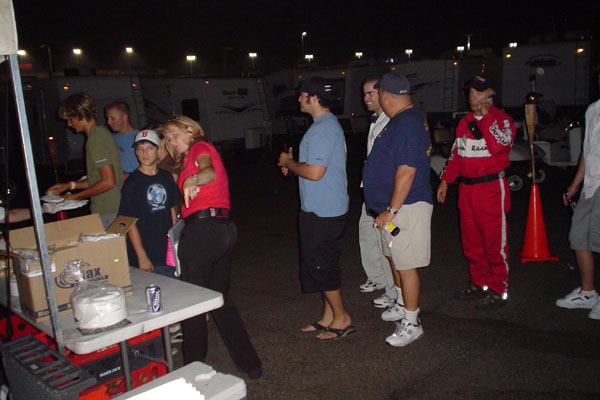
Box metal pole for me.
[7,54,66,354]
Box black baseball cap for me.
[374,71,410,95]
[298,77,335,100]
[469,74,495,92]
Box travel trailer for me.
[22,75,146,172]
[141,77,270,149]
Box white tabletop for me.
[114,361,246,400]
[4,268,224,354]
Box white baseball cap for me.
[133,130,160,147]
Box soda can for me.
[145,284,162,313]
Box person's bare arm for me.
[375,165,416,229]
[62,165,116,201]
[127,224,153,272]
[278,147,326,181]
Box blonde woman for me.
[163,116,262,379]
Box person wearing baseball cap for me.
[118,128,181,279]
[278,76,354,341]
[362,71,433,347]
[437,74,515,311]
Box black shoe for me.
[475,291,508,311]
[454,282,486,300]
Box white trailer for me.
[501,41,591,114]
[22,75,146,172]
[268,64,391,135]
[390,59,462,116]
[140,77,269,149]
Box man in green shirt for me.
[47,92,123,228]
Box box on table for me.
[10,214,136,323]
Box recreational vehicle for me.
[22,75,146,172]
[141,77,270,149]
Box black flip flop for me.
[318,325,356,341]
[302,322,327,333]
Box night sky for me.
[12,0,599,76]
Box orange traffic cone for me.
[518,184,558,262]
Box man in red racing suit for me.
[437,74,515,310]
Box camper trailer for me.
[268,65,391,135]
[501,40,591,117]
[141,77,270,149]
[22,75,146,172]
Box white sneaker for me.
[360,279,385,293]
[170,332,183,343]
[381,302,405,322]
[556,287,598,309]
[373,293,396,308]
[169,323,181,334]
[589,300,600,320]
[385,319,423,347]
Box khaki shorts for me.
[381,202,433,269]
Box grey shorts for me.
[569,187,600,252]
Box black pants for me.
[178,217,261,373]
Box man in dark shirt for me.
[363,72,433,347]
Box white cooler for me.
[114,362,247,400]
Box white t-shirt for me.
[582,99,600,199]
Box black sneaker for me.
[475,291,508,311]
[454,282,486,300]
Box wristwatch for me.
[386,206,398,215]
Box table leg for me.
[162,326,174,372]
[120,341,133,391]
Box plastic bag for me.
[63,259,128,332]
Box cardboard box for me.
[10,214,135,323]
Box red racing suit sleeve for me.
[440,107,515,182]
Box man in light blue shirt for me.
[106,100,139,174]
[278,77,354,341]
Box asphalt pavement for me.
[169,135,599,399]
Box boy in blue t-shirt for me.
[119,129,181,277]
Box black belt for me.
[457,170,505,185]
[184,207,229,223]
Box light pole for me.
[405,49,413,62]
[249,52,257,69]
[301,32,307,58]
[73,48,81,66]
[17,49,26,56]
[355,52,363,59]
[305,54,314,63]
[186,55,196,75]
[125,47,133,71]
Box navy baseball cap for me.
[298,77,335,100]
[374,71,410,95]
[469,74,495,92]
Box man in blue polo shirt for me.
[278,76,354,341]
[363,71,433,347]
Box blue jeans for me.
[152,265,178,279]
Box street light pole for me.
[73,48,81,66]
[405,49,413,62]
[301,32,307,59]
[125,47,133,73]
[186,55,196,75]
[249,52,257,70]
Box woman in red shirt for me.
[163,115,262,379]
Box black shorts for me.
[298,210,347,293]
